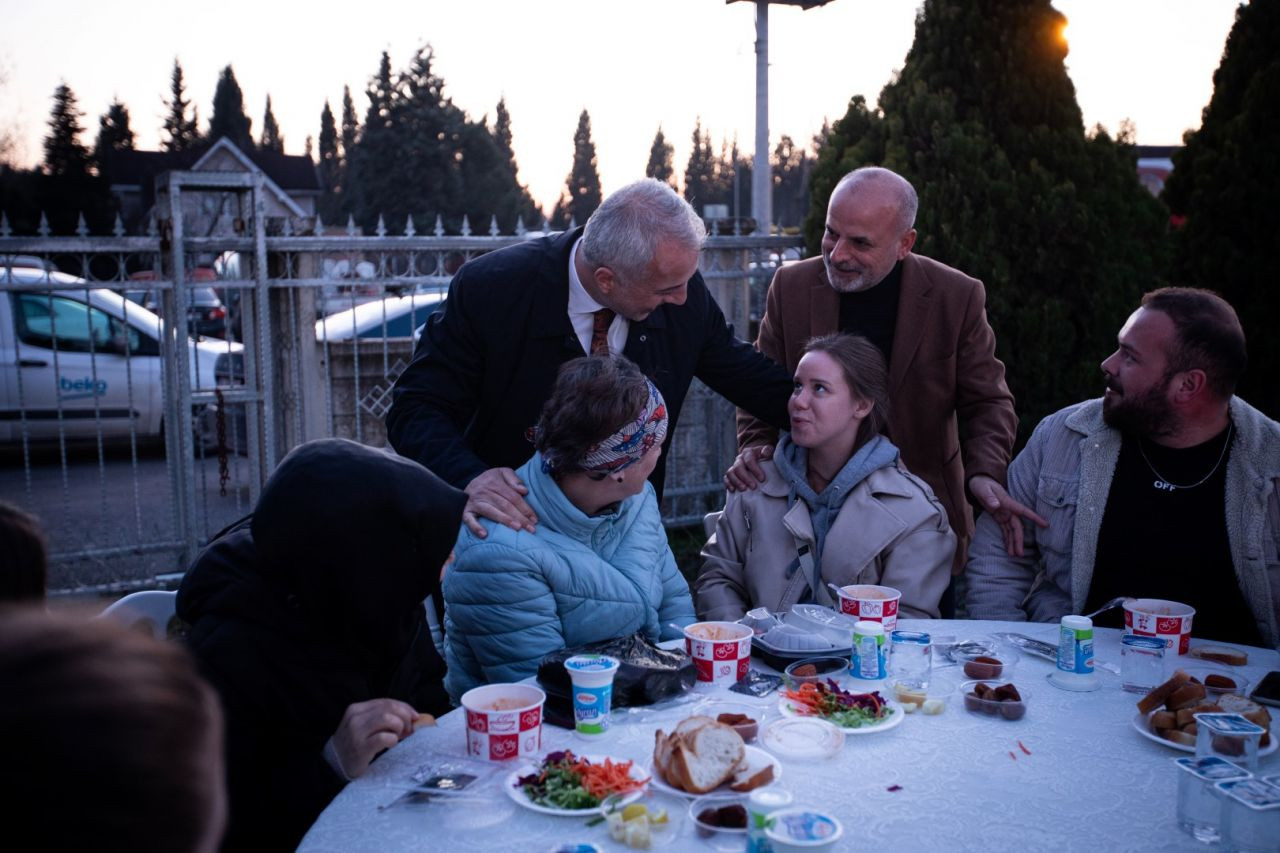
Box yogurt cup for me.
[763,807,844,851]
[564,654,620,738]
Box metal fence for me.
[0,171,804,595]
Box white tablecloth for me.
[298,620,1279,853]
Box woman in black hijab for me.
[178,439,465,851]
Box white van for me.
[0,265,244,445]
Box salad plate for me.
[506,752,648,817]
[777,682,904,735]
[647,745,782,799]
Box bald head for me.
[821,167,919,293]
[831,167,918,235]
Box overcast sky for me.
[0,0,1242,213]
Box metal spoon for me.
[1081,596,1132,620]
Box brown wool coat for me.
[737,255,1018,574]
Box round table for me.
[298,620,1279,852]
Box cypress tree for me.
[645,126,676,188]
[1163,0,1280,417]
[318,100,340,222]
[260,95,283,153]
[93,99,134,175]
[806,0,1168,439]
[771,134,810,229]
[43,83,90,178]
[161,59,200,153]
[683,118,716,214]
[208,65,253,151]
[551,109,602,228]
[488,98,541,231]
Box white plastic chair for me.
[99,590,178,639]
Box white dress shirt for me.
[567,238,628,355]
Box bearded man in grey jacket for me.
[966,288,1280,649]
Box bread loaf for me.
[653,717,751,794]
[1189,646,1248,666]
[1136,670,1193,714]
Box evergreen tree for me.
[683,118,717,214]
[487,98,542,230]
[550,109,602,228]
[317,100,341,222]
[771,134,810,229]
[391,45,465,230]
[1163,0,1280,418]
[93,99,134,175]
[260,95,283,152]
[493,97,518,175]
[645,126,675,188]
[43,83,90,178]
[161,58,200,153]
[208,65,253,150]
[806,0,1168,440]
[338,86,359,218]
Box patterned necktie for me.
[590,307,615,355]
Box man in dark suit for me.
[732,167,1044,594]
[387,178,793,536]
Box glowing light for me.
[1058,18,1071,48]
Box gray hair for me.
[833,167,919,235]
[580,178,707,283]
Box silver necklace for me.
[1137,424,1232,492]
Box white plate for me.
[504,754,648,817]
[647,744,782,799]
[778,695,905,735]
[1131,710,1278,756]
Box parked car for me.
[128,268,229,339]
[0,265,243,447]
[315,293,446,341]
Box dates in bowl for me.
[962,680,1027,720]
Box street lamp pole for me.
[753,0,771,235]
[729,0,836,235]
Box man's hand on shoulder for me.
[724,445,773,493]
[464,467,538,537]
[968,474,1048,558]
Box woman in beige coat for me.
[696,334,955,620]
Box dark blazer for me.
[737,254,1017,572]
[387,227,793,495]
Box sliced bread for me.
[1189,645,1248,666]
[670,722,745,794]
[1137,670,1193,714]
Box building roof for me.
[1134,145,1180,160]
[105,140,321,193]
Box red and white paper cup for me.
[460,683,545,761]
[836,584,901,633]
[683,621,752,689]
[1123,598,1196,655]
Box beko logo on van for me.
[59,376,108,400]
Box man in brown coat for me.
[731,167,1043,608]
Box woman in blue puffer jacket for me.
[443,354,696,701]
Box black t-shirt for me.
[1086,422,1262,647]
[837,260,902,366]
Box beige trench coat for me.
[696,458,956,621]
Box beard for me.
[823,253,878,293]
[1102,372,1177,437]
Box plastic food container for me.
[689,793,750,852]
[783,656,849,687]
[961,679,1028,721]
[1124,598,1196,655]
[787,605,859,646]
[759,717,845,760]
[763,807,844,851]
[956,645,1021,680]
[892,681,952,716]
